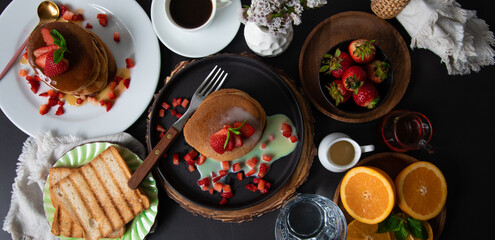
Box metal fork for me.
[128,66,228,189]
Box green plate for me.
[43,142,158,240]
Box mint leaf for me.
[224,130,230,149]
[49,29,67,64]
[377,215,402,233]
[408,217,428,240]
[393,221,409,240]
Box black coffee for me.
[170,0,213,29]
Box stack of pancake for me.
[26,21,116,96]
[184,89,266,161]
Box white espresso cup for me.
[318,133,375,173]
[164,0,231,32]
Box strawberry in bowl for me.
[348,39,376,64]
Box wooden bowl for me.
[332,152,446,240]
[299,11,411,123]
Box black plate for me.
[318,40,393,113]
[147,55,304,210]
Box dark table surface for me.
[1,0,494,239]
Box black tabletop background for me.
[1,0,494,239]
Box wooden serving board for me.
[332,152,447,239]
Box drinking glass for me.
[380,110,433,153]
[275,193,347,240]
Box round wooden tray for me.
[299,11,411,123]
[148,54,316,222]
[332,152,446,239]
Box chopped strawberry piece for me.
[39,92,49,97]
[237,172,243,180]
[258,163,269,178]
[219,198,228,205]
[170,109,177,116]
[281,123,292,133]
[289,135,298,143]
[196,155,206,166]
[59,5,69,16]
[188,165,195,172]
[212,176,222,183]
[262,155,272,162]
[55,105,64,115]
[234,134,243,147]
[87,96,98,104]
[245,184,257,192]
[105,101,113,112]
[97,13,108,26]
[176,98,182,106]
[258,179,267,191]
[57,100,65,106]
[213,182,223,192]
[222,184,231,193]
[209,188,214,195]
[234,122,255,138]
[22,53,28,60]
[221,161,229,170]
[246,157,257,168]
[218,170,228,177]
[72,13,84,21]
[159,109,165,117]
[62,10,75,21]
[113,32,120,43]
[211,171,217,178]
[172,98,178,107]
[181,99,189,108]
[176,113,183,119]
[39,104,50,115]
[76,98,83,105]
[226,136,234,151]
[46,89,57,98]
[41,28,54,45]
[245,168,256,177]
[172,153,179,165]
[33,45,60,58]
[29,80,40,93]
[201,185,208,191]
[159,132,165,138]
[221,191,233,199]
[109,81,118,90]
[47,97,58,106]
[85,23,93,29]
[282,130,291,138]
[19,69,28,77]
[99,100,106,106]
[34,75,42,81]
[156,124,166,132]
[107,90,116,100]
[197,177,210,186]
[114,75,123,82]
[253,178,261,184]
[188,149,198,159]
[162,102,170,109]
[260,143,266,149]
[123,78,130,89]
[185,158,195,166]
[25,75,34,81]
[232,163,241,172]
[125,58,135,68]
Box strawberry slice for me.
[234,134,243,147]
[28,80,40,94]
[233,122,255,138]
[209,128,229,154]
[35,51,50,68]
[41,28,54,45]
[44,51,69,77]
[34,45,60,58]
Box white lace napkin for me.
[2,132,146,240]
[396,0,495,75]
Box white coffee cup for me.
[318,133,375,173]
[164,0,231,32]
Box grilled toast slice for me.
[49,167,125,238]
[50,146,149,240]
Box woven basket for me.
[371,0,410,19]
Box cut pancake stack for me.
[48,146,149,240]
[184,89,266,161]
[26,21,116,96]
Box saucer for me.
[151,0,241,58]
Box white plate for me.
[0,0,161,138]
[151,0,241,58]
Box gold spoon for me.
[0,1,60,80]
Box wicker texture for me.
[371,0,410,19]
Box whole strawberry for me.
[342,66,366,94]
[325,80,351,106]
[348,39,376,64]
[353,82,380,109]
[365,60,390,84]
[320,49,353,78]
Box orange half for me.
[395,161,447,221]
[340,166,395,224]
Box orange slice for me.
[340,166,395,224]
[347,219,391,240]
[395,161,447,221]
